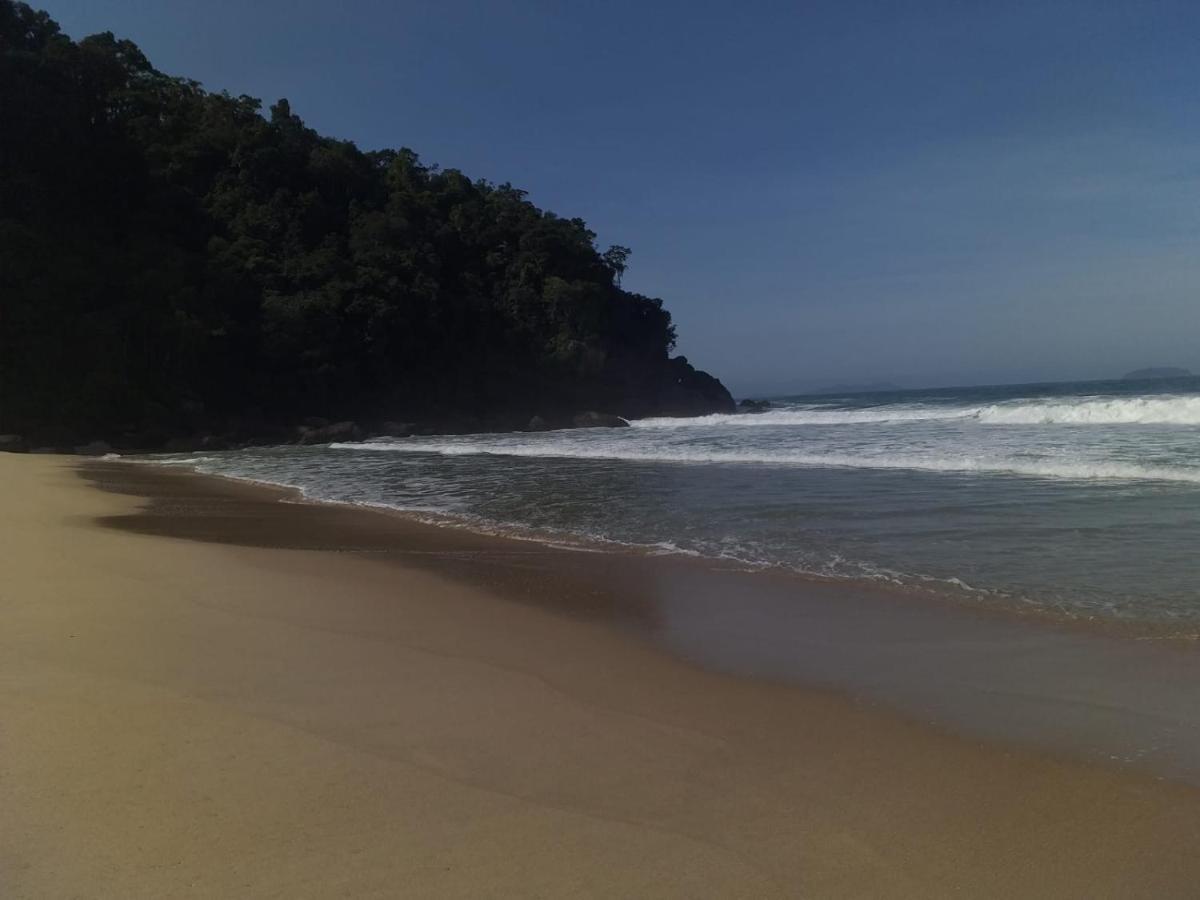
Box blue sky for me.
[43,0,1200,394]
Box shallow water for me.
[150,376,1200,625]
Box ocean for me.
[152,376,1200,627]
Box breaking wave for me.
[144,376,1200,626]
[330,440,1200,484]
[631,394,1200,427]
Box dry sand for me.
[3,453,1200,898]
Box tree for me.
[0,0,733,445]
[602,245,631,287]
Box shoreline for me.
[89,459,1200,786]
[7,453,1200,897]
[128,452,1200,647]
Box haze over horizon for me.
[43,0,1200,396]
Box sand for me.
[3,453,1200,898]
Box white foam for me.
[976,395,1200,425]
[329,440,1200,484]
[631,394,1200,427]
[632,407,971,427]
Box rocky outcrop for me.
[199,435,232,451]
[74,440,114,456]
[638,356,735,418]
[296,421,361,445]
[571,411,630,429]
[378,421,417,438]
[0,434,27,453]
[739,399,771,413]
[19,351,734,452]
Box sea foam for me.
[329,440,1200,484]
[631,394,1200,427]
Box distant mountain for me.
[1121,368,1192,381]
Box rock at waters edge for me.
[739,399,771,413]
[296,421,361,445]
[572,411,630,429]
[74,440,114,456]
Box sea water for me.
[153,376,1200,626]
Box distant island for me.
[1121,368,1193,381]
[0,2,732,452]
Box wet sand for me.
[85,459,1200,785]
[4,454,1200,898]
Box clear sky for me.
[42,0,1200,394]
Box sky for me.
[42,0,1200,395]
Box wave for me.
[329,440,1200,484]
[631,395,1200,427]
[976,396,1200,425]
[632,407,971,426]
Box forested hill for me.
[0,2,733,450]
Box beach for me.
[4,453,1200,898]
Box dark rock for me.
[199,434,231,451]
[526,415,554,432]
[739,399,772,413]
[302,416,330,428]
[222,413,288,447]
[635,356,736,419]
[296,421,361,445]
[0,434,27,453]
[571,411,630,429]
[163,436,200,453]
[378,421,417,438]
[74,440,114,456]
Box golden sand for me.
[2,454,1199,898]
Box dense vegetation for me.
[0,2,732,448]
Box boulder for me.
[739,399,771,413]
[0,434,27,453]
[526,415,554,432]
[571,411,630,429]
[74,440,114,456]
[163,436,200,453]
[317,422,354,444]
[378,421,417,438]
[296,421,360,445]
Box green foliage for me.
[0,2,730,443]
